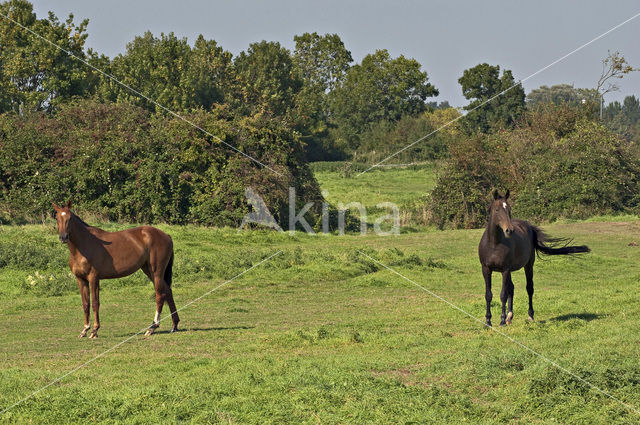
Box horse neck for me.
[68,215,93,252]
[486,213,503,246]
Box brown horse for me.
[52,201,179,338]
[478,190,590,327]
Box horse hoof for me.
[506,312,513,325]
[485,321,492,328]
[170,326,178,333]
[499,321,506,327]
[89,332,98,339]
[78,333,86,338]
[144,329,154,337]
[528,316,534,322]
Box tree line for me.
[0,0,440,162]
[1,0,639,227]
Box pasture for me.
[2,206,640,423]
[311,162,437,223]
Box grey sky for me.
[32,1,640,107]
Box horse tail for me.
[164,250,174,287]
[532,225,590,256]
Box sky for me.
[31,1,640,107]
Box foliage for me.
[354,108,461,164]
[458,63,526,134]
[0,0,93,113]
[527,84,583,107]
[430,104,640,228]
[526,84,600,119]
[429,134,507,228]
[95,31,233,112]
[292,32,353,161]
[329,49,438,149]
[596,50,638,97]
[231,41,302,118]
[293,32,352,94]
[0,99,323,227]
[0,2,446,162]
[603,95,640,141]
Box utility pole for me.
[600,95,603,120]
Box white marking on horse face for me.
[61,212,66,216]
[154,311,160,324]
[502,202,507,209]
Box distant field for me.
[2,218,640,423]
[310,161,437,212]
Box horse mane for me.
[72,212,93,228]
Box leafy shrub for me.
[429,135,509,228]
[20,269,76,297]
[354,108,461,164]
[0,99,325,228]
[429,105,640,228]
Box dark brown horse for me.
[53,202,179,338]
[478,190,590,327]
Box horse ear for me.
[66,200,72,209]
[505,190,510,200]
[52,202,59,210]
[493,189,500,200]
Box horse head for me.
[490,190,514,238]
[52,201,73,243]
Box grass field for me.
[2,215,640,423]
[2,165,640,423]
[311,162,437,224]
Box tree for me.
[231,41,302,118]
[596,51,637,98]
[293,32,352,94]
[0,0,92,113]
[186,35,233,109]
[97,32,234,113]
[329,49,438,148]
[458,63,525,134]
[292,32,353,161]
[426,100,451,110]
[593,50,638,120]
[622,95,640,124]
[603,95,640,140]
[527,84,582,107]
[100,31,194,111]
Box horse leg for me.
[145,273,167,337]
[165,286,180,333]
[88,277,100,338]
[482,266,492,327]
[499,271,510,326]
[76,277,91,338]
[525,262,535,321]
[506,275,515,325]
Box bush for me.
[429,135,509,228]
[429,105,640,228]
[0,99,325,228]
[352,108,461,164]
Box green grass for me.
[311,162,437,211]
[2,218,640,424]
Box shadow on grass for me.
[114,325,256,337]
[152,325,256,335]
[548,312,603,322]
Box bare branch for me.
[596,50,638,96]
